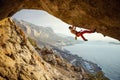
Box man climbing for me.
[69,25,96,41]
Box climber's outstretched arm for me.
[72,25,76,30]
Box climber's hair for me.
[69,26,72,29]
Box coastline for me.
[63,42,120,80]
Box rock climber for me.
[69,25,96,41]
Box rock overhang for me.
[0,0,120,40]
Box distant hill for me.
[109,42,120,45]
[13,18,81,47]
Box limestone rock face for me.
[0,18,51,80]
[0,18,85,80]
[0,0,120,40]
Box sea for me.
[63,41,120,80]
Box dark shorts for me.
[76,32,81,37]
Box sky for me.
[12,9,119,42]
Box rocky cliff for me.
[13,19,103,74]
[0,18,85,80]
[0,0,120,40]
[1,17,107,80]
